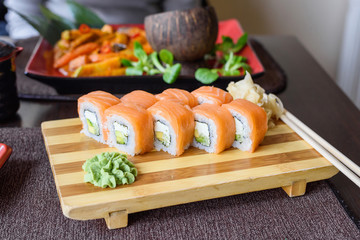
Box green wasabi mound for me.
[82,152,138,188]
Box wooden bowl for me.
[145,6,218,61]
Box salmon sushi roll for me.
[191,86,233,105]
[148,100,195,156]
[222,99,268,152]
[121,90,158,109]
[78,91,121,143]
[192,103,235,153]
[156,88,198,108]
[104,103,154,156]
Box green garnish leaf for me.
[120,43,181,83]
[121,59,133,67]
[163,63,181,84]
[238,62,252,73]
[224,54,247,63]
[132,60,144,69]
[125,67,143,76]
[66,0,105,28]
[232,33,248,53]
[150,52,165,73]
[195,68,219,84]
[133,41,148,63]
[202,33,252,79]
[148,69,161,75]
[216,36,234,53]
[159,49,174,66]
[223,52,235,72]
[229,63,244,71]
[216,33,248,55]
[220,69,240,76]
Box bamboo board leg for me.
[282,179,307,197]
[104,210,128,229]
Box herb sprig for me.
[122,42,181,84]
[195,33,251,84]
[216,34,248,55]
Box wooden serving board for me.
[41,118,338,229]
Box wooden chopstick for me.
[280,110,360,188]
[283,111,360,176]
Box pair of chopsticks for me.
[280,110,360,188]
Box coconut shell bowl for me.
[144,6,219,61]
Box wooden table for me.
[1,35,360,227]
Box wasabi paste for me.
[82,152,138,188]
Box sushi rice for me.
[79,102,106,143]
[192,114,218,153]
[228,109,252,152]
[152,114,183,156]
[104,102,154,156]
[196,96,215,105]
[106,115,137,156]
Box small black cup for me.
[0,40,22,121]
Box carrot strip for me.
[54,42,99,68]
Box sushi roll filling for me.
[113,122,129,145]
[84,110,100,136]
[154,120,171,147]
[194,121,210,147]
[234,117,247,143]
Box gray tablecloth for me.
[0,127,359,239]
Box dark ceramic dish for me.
[25,19,264,94]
